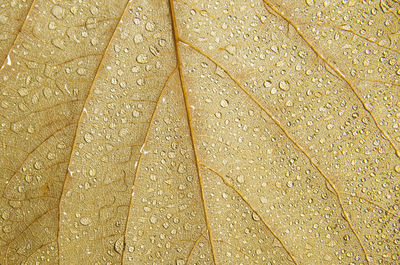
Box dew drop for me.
[306,0,314,6]
[0,15,8,24]
[263,80,272,87]
[252,212,260,221]
[136,54,148,64]
[89,168,96,177]
[52,38,64,49]
[114,237,124,254]
[51,5,64,20]
[177,163,186,174]
[176,259,185,265]
[132,110,140,118]
[77,68,87,76]
[149,216,158,224]
[134,34,143,43]
[260,196,268,204]
[25,175,33,183]
[33,161,43,170]
[225,45,236,55]
[80,217,91,226]
[279,80,290,91]
[6,55,11,66]
[145,22,155,31]
[84,133,93,143]
[47,152,56,160]
[237,175,245,183]
[220,99,229,108]
[119,128,129,137]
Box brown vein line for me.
[358,78,400,87]
[339,192,399,218]
[202,164,298,265]
[296,21,400,55]
[11,99,84,124]
[196,134,240,152]
[55,1,132,263]
[185,231,206,265]
[169,0,218,264]
[1,122,76,197]
[5,206,58,264]
[120,67,177,264]
[179,38,371,264]
[0,0,36,69]
[23,241,55,262]
[262,0,399,160]
[214,239,260,264]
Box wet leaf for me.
[1,0,399,264]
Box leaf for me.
[0,0,399,264]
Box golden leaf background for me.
[0,0,399,264]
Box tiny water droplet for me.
[220,99,229,108]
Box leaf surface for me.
[0,0,399,264]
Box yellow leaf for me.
[1,0,399,264]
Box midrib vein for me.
[168,0,218,264]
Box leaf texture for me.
[0,0,399,264]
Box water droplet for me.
[3,225,11,233]
[279,80,290,91]
[225,45,236,55]
[6,55,11,66]
[84,133,93,143]
[260,196,268,204]
[52,38,64,49]
[90,6,99,15]
[25,175,33,183]
[89,168,96,177]
[119,128,128,137]
[18,87,29,96]
[395,165,400,173]
[237,175,245,183]
[132,110,140,118]
[220,99,229,108]
[27,124,35,134]
[47,152,56,160]
[176,259,185,265]
[149,45,160,56]
[2,211,9,220]
[51,5,64,20]
[306,0,314,6]
[145,22,155,31]
[136,54,148,64]
[134,34,143,43]
[252,212,260,221]
[177,163,186,174]
[42,87,52,99]
[149,216,158,224]
[114,237,124,254]
[263,80,272,87]
[34,161,43,170]
[77,68,87,76]
[0,15,8,24]
[80,217,91,226]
